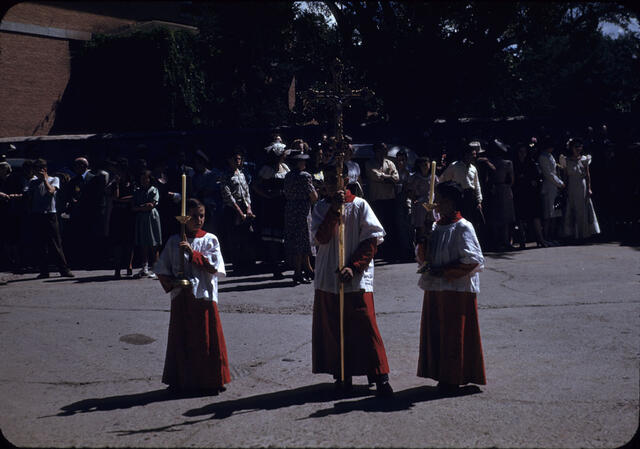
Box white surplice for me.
[154,233,226,302]
[418,218,484,293]
[311,197,385,294]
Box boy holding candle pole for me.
[416,181,486,394]
[154,197,230,394]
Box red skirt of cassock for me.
[417,290,486,385]
[312,289,389,377]
[162,291,231,390]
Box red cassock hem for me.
[162,291,231,390]
[312,289,389,377]
[417,290,486,385]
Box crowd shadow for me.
[52,388,202,417]
[183,382,371,420]
[109,383,482,436]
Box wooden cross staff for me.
[303,58,373,384]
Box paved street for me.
[0,242,638,448]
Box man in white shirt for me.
[365,142,399,260]
[28,159,73,279]
[440,144,484,233]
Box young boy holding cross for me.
[310,163,393,397]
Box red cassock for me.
[162,291,230,390]
[417,290,486,385]
[311,191,389,378]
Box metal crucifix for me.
[303,58,373,145]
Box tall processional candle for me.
[429,160,436,205]
[181,174,186,216]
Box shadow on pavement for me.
[218,280,300,292]
[53,388,204,416]
[183,382,372,419]
[219,274,287,285]
[306,385,482,418]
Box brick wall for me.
[0,1,190,138]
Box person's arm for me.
[585,158,592,196]
[385,160,399,183]
[473,168,483,205]
[340,238,377,281]
[179,240,219,274]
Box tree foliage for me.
[53,1,640,135]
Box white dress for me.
[538,152,564,219]
[563,155,600,239]
[311,197,385,294]
[154,232,226,301]
[418,218,484,293]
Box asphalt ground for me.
[0,242,638,448]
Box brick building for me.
[0,1,196,138]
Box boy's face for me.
[434,191,454,216]
[324,171,348,195]
[186,206,205,233]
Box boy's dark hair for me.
[33,158,47,169]
[186,198,204,211]
[436,181,463,210]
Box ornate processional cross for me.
[302,58,373,145]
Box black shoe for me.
[376,381,394,398]
[60,270,75,278]
[293,274,310,285]
[114,270,121,280]
[273,272,285,280]
[36,273,49,279]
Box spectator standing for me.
[283,153,318,284]
[365,142,399,261]
[393,149,414,261]
[253,142,290,279]
[439,143,485,238]
[513,143,547,248]
[107,158,135,278]
[309,146,326,199]
[537,138,565,244]
[65,157,95,268]
[191,150,223,235]
[132,169,162,279]
[406,156,439,246]
[221,147,256,275]
[27,159,73,278]
[486,139,516,250]
[562,139,600,242]
[0,161,13,272]
[343,143,363,197]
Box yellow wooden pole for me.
[336,151,346,383]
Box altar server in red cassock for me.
[310,165,393,397]
[154,198,230,394]
[417,181,486,394]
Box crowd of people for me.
[0,124,637,281]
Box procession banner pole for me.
[336,147,346,384]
